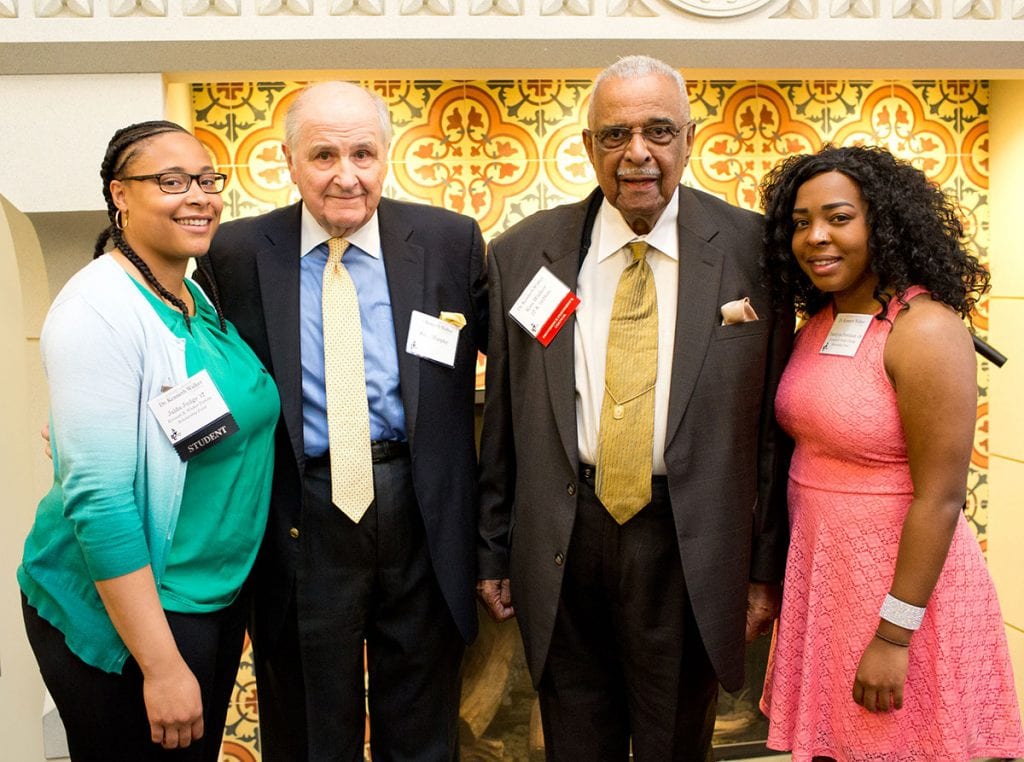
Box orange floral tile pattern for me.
[193,76,990,761]
[391,85,539,231]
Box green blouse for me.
[136,280,279,613]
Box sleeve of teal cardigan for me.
[42,293,153,582]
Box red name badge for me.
[536,291,581,346]
[509,266,581,347]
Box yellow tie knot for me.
[327,237,350,272]
[628,240,649,263]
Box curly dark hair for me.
[759,144,989,321]
[94,120,226,333]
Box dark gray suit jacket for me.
[478,186,792,692]
[196,197,487,654]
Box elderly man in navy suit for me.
[197,81,486,762]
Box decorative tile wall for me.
[193,75,991,761]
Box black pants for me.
[537,470,718,762]
[255,453,464,762]
[22,591,247,762]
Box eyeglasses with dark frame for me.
[118,172,227,194]
[586,121,694,151]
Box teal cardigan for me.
[19,255,196,673]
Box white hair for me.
[284,81,393,149]
[588,55,689,123]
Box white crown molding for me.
[400,0,453,13]
[831,0,873,16]
[540,0,590,13]
[771,0,814,17]
[469,0,522,14]
[110,0,166,15]
[330,0,385,11]
[184,0,241,14]
[893,0,937,17]
[2,4,1023,78]
[34,0,91,14]
[954,0,995,15]
[4,0,1024,23]
[258,0,313,13]
[607,0,657,14]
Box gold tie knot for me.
[327,237,350,272]
[628,240,649,263]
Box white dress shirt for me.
[574,189,680,475]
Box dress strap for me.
[887,285,930,319]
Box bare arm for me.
[853,296,976,712]
[95,568,204,748]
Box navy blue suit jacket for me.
[196,198,487,652]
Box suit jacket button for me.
[567,483,576,496]
[554,552,565,566]
[289,527,300,539]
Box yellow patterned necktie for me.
[322,237,374,523]
[595,240,658,524]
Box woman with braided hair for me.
[18,121,279,761]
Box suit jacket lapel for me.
[257,204,305,465]
[378,199,425,443]
[542,192,600,471]
[666,187,723,448]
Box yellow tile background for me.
[192,75,992,761]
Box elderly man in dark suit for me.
[196,81,486,762]
[477,55,793,761]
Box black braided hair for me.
[95,120,227,333]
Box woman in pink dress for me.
[758,144,1024,761]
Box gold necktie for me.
[595,240,658,524]
[322,237,374,523]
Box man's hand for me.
[745,581,781,643]
[476,578,515,623]
[42,422,52,460]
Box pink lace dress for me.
[761,288,1024,761]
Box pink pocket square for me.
[720,297,759,325]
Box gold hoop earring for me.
[114,209,128,230]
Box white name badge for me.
[406,310,459,367]
[147,369,239,461]
[508,266,580,347]
[820,313,873,357]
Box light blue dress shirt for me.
[298,206,406,454]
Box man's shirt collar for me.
[298,203,382,259]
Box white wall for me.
[0,194,54,762]
[0,74,166,213]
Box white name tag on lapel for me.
[509,266,580,347]
[406,309,459,367]
[147,369,239,461]
[820,313,873,357]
